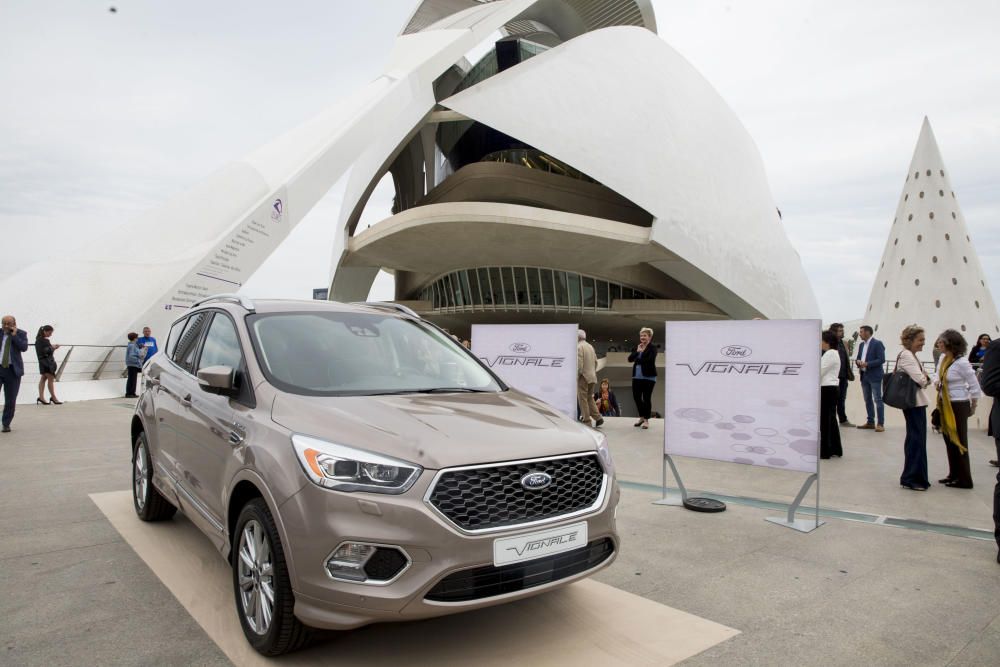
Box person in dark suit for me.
[976,337,1000,563]
[1,314,30,433]
[829,323,855,426]
[628,327,657,429]
[854,325,886,431]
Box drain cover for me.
[682,497,727,513]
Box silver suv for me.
[130,295,619,655]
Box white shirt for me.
[821,349,840,387]
[859,338,870,363]
[933,356,982,402]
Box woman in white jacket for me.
[820,330,843,459]
[897,325,933,490]
[933,329,981,488]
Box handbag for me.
[882,352,921,410]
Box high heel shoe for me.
[50,398,63,405]
[36,397,49,405]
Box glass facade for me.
[417,267,659,312]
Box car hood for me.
[270,389,596,470]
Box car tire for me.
[232,498,310,656]
[132,432,177,521]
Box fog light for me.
[325,542,411,584]
[326,543,377,582]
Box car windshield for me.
[247,311,503,396]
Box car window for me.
[197,313,244,373]
[164,317,187,359]
[247,311,501,396]
[173,312,208,374]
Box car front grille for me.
[424,538,615,602]
[426,454,605,531]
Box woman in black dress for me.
[35,325,63,405]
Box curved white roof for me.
[439,27,819,319]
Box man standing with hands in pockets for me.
[855,325,886,432]
[1,315,29,433]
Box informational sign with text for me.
[664,319,821,473]
[472,324,577,419]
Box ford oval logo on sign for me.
[720,345,752,358]
[509,342,531,353]
[520,472,552,491]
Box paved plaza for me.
[2,397,999,666]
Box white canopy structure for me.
[0,0,819,350]
[864,118,999,358]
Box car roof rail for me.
[352,301,420,319]
[191,293,256,313]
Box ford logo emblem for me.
[520,472,552,491]
[509,342,531,353]
[720,345,752,358]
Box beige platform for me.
[91,490,738,666]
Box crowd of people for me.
[0,315,159,432]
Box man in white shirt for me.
[854,325,886,432]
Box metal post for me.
[93,347,116,380]
[766,473,824,533]
[55,346,73,381]
[653,454,689,507]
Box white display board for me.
[472,324,578,419]
[663,320,821,473]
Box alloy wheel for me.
[133,444,147,510]
[237,519,274,635]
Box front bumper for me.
[278,471,620,630]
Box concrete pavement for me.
[1,398,998,666]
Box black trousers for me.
[0,367,21,427]
[942,400,973,487]
[820,385,842,458]
[837,378,849,422]
[125,367,139,396]
[632,379,655,420]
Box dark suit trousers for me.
[837,379,849,422]
[0,367,21,427]
[901,406,929,488]
[942,400,973,487]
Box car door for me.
[154,312,210,487]
[180,311,250,530]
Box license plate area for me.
[492,521,588,566]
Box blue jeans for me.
[861,373,884,425]
[901,406,929,488]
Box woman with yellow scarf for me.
[933,329,982,489]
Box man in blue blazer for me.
[1,314,30,432]
[855,324,886,431]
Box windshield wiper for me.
[368,387,491,396]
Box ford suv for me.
[130,295,619,655]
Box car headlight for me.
[589,429,614,469]
[291,434,422,494]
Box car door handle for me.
[228,421,246,446]
[180,393,192,407]
[146,377,160,387]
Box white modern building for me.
[864,118,999,359]
[0,0,818,359]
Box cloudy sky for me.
[1,0,997,323]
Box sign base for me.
[765,517,825,533]
[683,497,726,513]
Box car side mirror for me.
[197,365,237,396]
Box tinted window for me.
[173,312,208,373]
[164,317,187,359]
[197,314,244,373]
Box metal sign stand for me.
[653,454,688,507]
[765,471,824,533]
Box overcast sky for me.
[1,0,997,323]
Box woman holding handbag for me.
[896,325,933,490]
[933,329,981,488]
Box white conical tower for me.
[866,117,1000,359]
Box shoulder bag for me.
[882,351,920,410]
